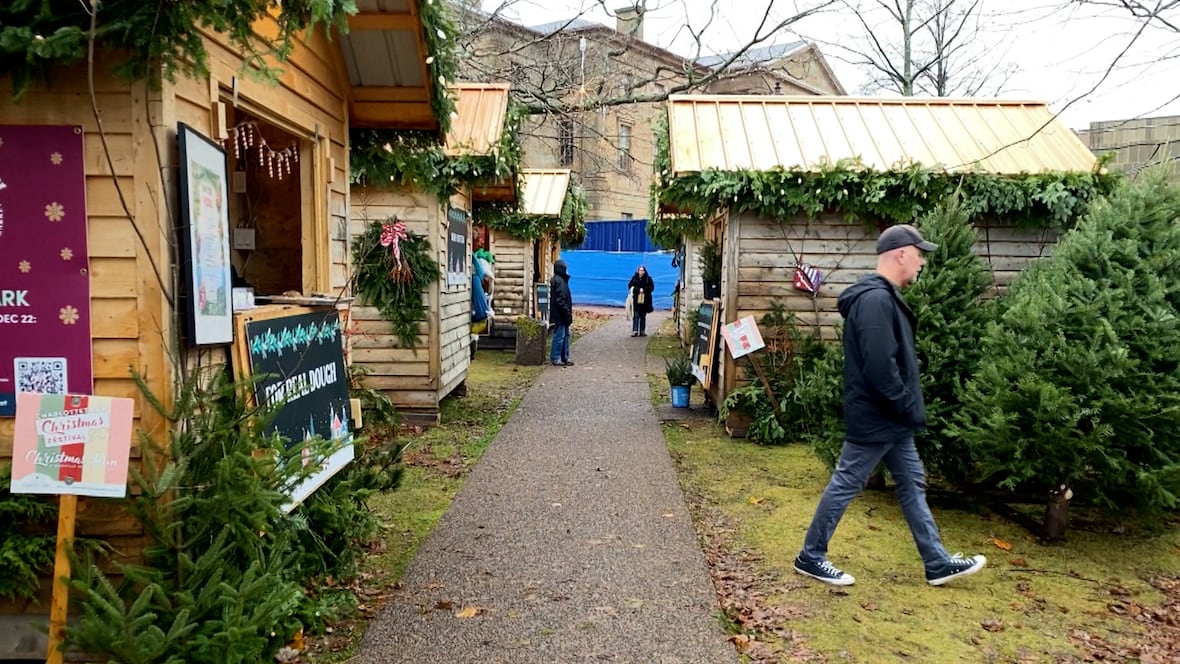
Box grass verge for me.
[648,323,1180,663]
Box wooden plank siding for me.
[488,232,534,324]
[349,185,474,421]
[713,212,1059,399]
[0,18,356,635]
[0,62,169,620]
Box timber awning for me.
[340,0,439,129]
[445,83,510,156]
[667,95,1097,175]
[521,169,571,217]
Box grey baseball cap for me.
[877,224,938,254]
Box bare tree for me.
[836,0,1017,96]
[1071,0,1180,31]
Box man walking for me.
[794,224,987,587]
[548,259,574,367]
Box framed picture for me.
[177,123,234,345]
[446,206,469,287]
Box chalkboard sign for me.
[534,283,550,323]
[242,308,354,508]
[691,299,721,389]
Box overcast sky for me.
[480,0,1180,130]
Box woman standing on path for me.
[628,266,654,337]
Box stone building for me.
[455,3,843,221]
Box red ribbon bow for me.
[380,220,408,268]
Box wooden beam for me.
[347,13,419,31]
[352,86,431,103]
[350,102,438,130]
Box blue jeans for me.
[632,312,647,334]
[549,324,570,363]
[800,438,949,570]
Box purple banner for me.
[0,125,93,417]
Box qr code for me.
[15,357,68,394]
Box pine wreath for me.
[351,219,441,350]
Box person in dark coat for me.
[548,259,574,367]
[793,224,988,588]
[627,266,655,337]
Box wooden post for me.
[746,353,782,414]
[46,494,79,664]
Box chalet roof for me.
[667,95,1097,175]
[694,41,808,68]
[340,0,441,129]
[445,83,510,156]
[529,18,606,35]
[521,169,572,217]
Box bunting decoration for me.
[792,263,824,297]
[223,121,299,180]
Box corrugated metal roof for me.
[521,169,571,217]
[667,95,1097,175]
[445,83,510,156]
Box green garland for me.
[472,175,588,244]
[649,110,1122,232]
[0,1,457,134]
[417,0,460,137]
[351,220,441,350]
[0,1,351,96]
[350,100,526,196]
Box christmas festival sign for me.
[243,309,354,508]
[10,393,134,498]
[0,125,93,417]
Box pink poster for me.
[0,125,93,417]
[10,393,133,498]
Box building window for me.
[618,122,632,172]
[621,212,633,220]
[558,119,574,166]
[621,73,633,96]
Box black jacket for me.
[838,274,927,444]
[549,260,573,325]
[628,272,654,314]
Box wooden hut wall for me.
[348,186,473,420]
[349,186,437,414]
[438,191,473,398]
[719,211,1060,396]
[0,63,171,624]
[489,231,534,321]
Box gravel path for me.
[356,311,736,663]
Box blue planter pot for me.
[670,384,691,408]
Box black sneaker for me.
[926,554,987,586]
[563,360,575,366]
[550,361,564,367]
[794,556,855,586]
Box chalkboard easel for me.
[691,299,721,389]
[534,283,550,323]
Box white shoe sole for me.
[927,556,987,586]
[794,565,855,586]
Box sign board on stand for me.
[234,306,354,510]
[691,299,721,388]
[534,283,550,323]
[720,315,766,360]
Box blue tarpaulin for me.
[560,250,678,309]
[570,219,660,253]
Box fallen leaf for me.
[860,601,878,611]
[747,496,765,505]
[435,599,454,611]
[981,618,1005,632]
[992,538,1013,551]
[455,606,483,619]
[1010,558,1028,567]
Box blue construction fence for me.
[568,219,661,253]
[560,250,678,310]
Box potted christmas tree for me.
[698,239,722,299]
[665,349,695,408]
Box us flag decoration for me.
[792,263,824,296]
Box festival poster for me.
[0,125,93,417]
[447,206,469,287]
[10,393,134,498]
[720,315,766,360]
